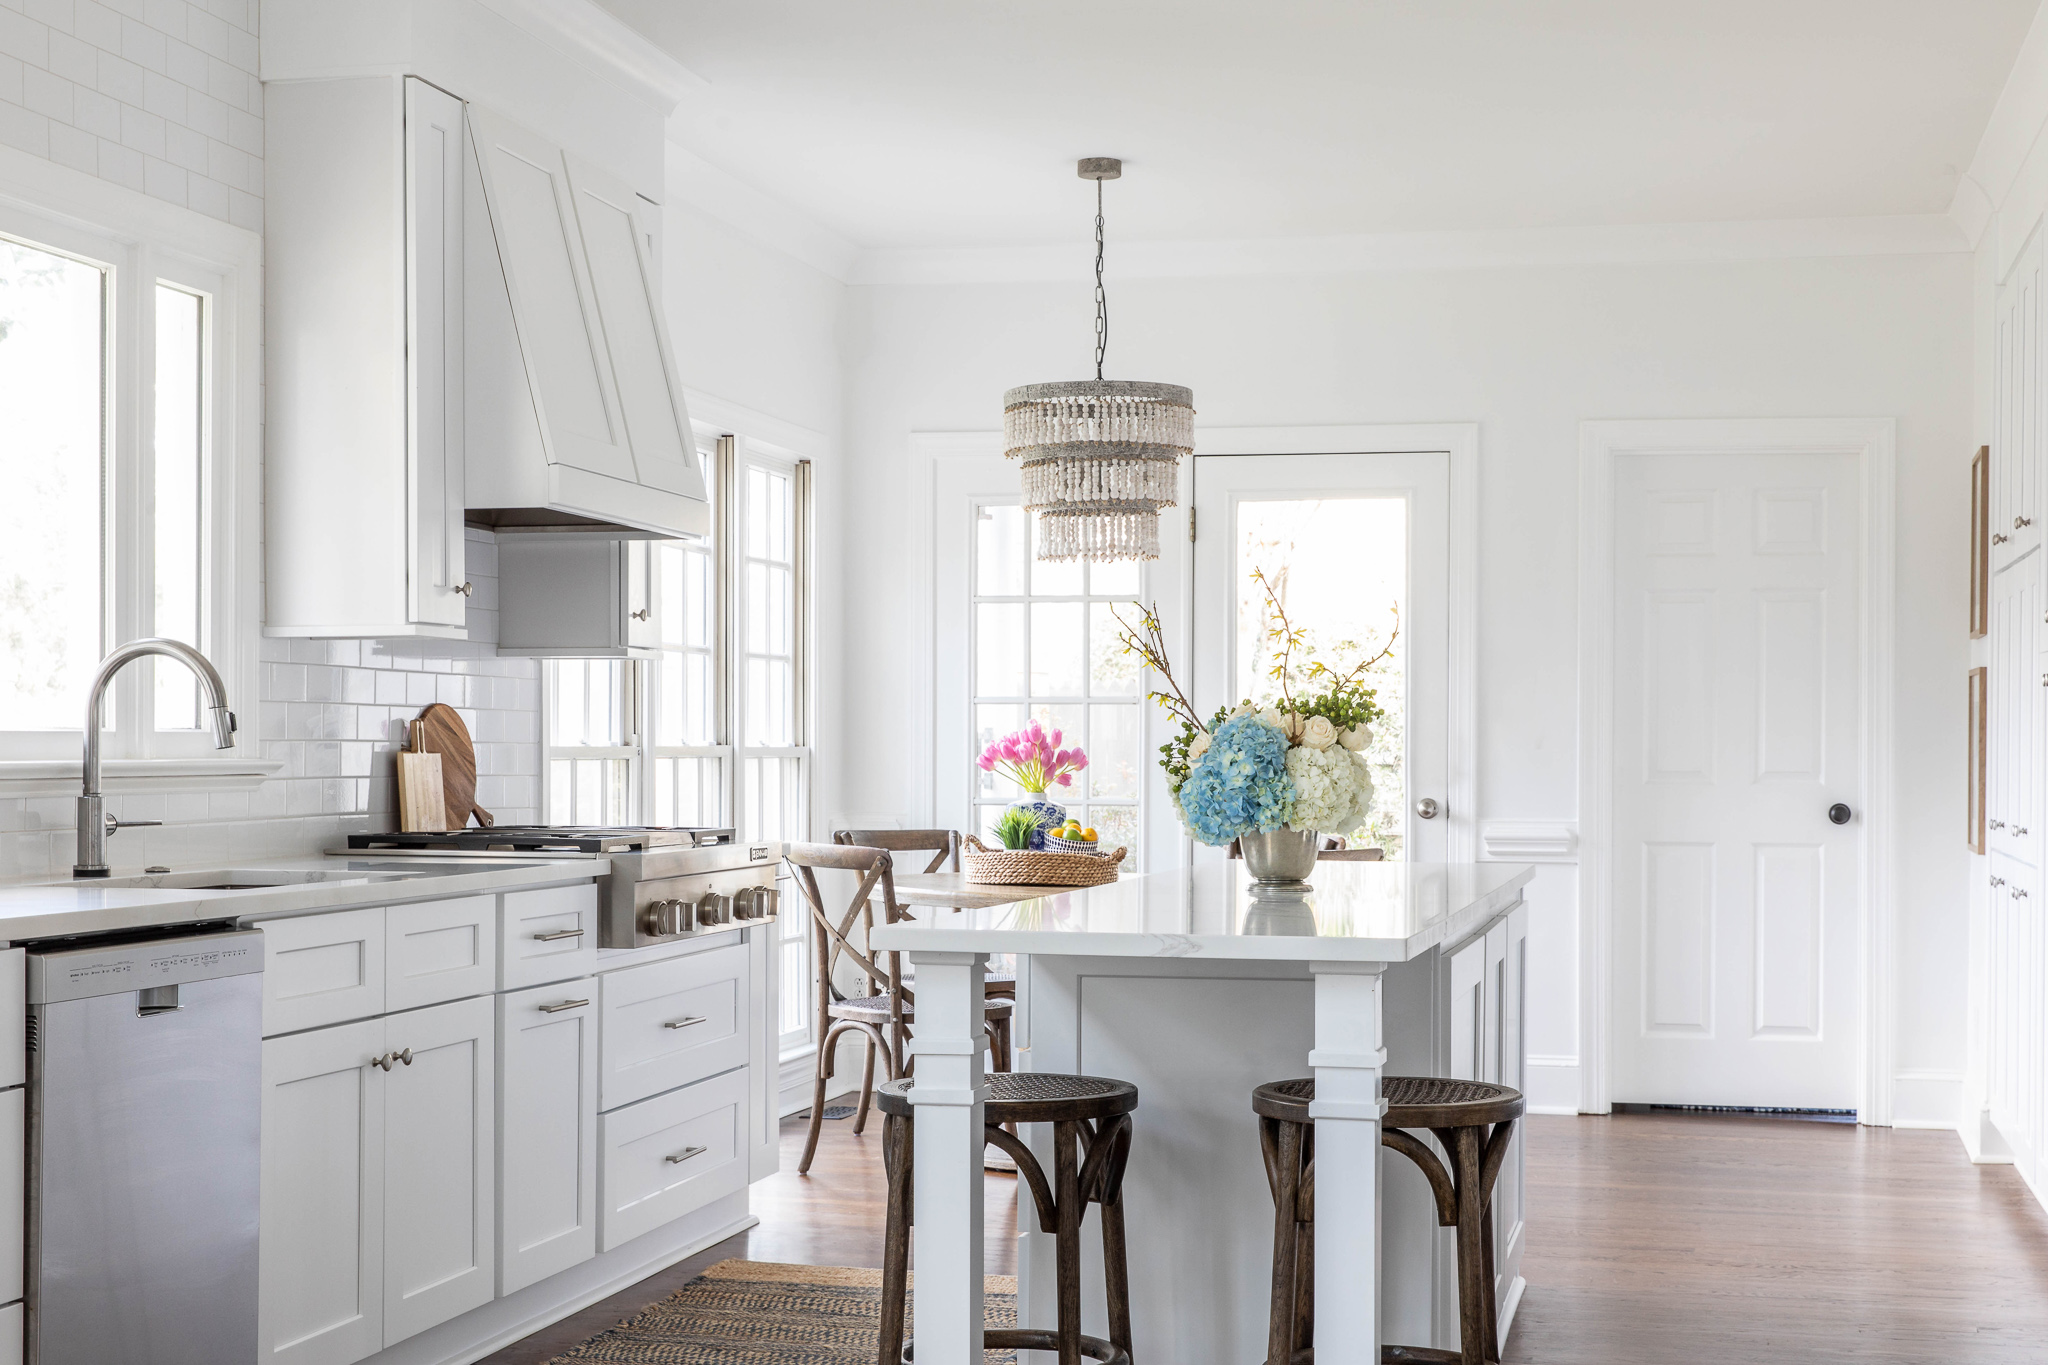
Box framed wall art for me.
[1972,445,1990,639]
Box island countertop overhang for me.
[870,860,1535,963]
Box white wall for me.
[833,251,1974,1108]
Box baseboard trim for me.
[1524,1055,1581,1114]
[361,1194,758,1365]
[1889,1070,1964,1131]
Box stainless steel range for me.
[343,826,782,949]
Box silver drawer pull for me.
[533,928,584,942]
[663,1015,708,1030]
[2015,826,2031,836]
[1990,820,2006,830]
[539,998,590,1014]
[371,1052,393,1071]
[2016,887,2032,899]
[395,1047,413,1067]
[1991,875,2007,887]
[664,1146,707,1165]
[2019,516,2034,529]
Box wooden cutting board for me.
[411,704,494,829]
[396,751,447,832]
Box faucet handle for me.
[103,812,163,837]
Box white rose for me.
[1188,731,1213,763]
[1256,707,1286,733]
[1302,715,1338,750]
[1229,702,1259,721]
[1339,725,1373,752]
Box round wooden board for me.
[414,702,493,829]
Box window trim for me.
[0,147,271,790]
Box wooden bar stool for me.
[878,1072,1139,1365]
[1252,1075,1523,1365]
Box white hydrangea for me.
[1286,743,1374,833]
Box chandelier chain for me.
[1093,176,1108,381]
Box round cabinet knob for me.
[1828,803,1852,826]
[1414,798,1441,820]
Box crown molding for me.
[476,0,706,114]
[847,213,1969,285]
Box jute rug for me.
[547,1259,1020,1363]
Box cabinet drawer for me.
[387,895,497,1012]
[501,884,600,990]
[597,1069,747,1251]
[261,909,386,1035]
[599,944,748,1111]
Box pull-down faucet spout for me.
[75,638,236,878]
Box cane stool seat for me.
[878,1073,1138,1365]
[829,994,1014,1026]
[1252,1075,1524,1365]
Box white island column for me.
[904,949,990,1365]
[1309,960,1387,1362]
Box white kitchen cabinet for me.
[500,883,601,989]
[0,1302,18,1365]
[597,1069,749,1251]
[386,894,498,1014]
[262,908,387,1037]
[265,76,471,639]
[495,534,661,658]
[382,995,496,1344]
[598,943,749,1112]
[260,1000,496,1363]
[259,1017,386,1365]
[0,1088,20,1311]
[0,949,21,1090]
[498,980,599,1295]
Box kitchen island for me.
[870,858,1535,1365]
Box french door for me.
[1189,452,1452,863]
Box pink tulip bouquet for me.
[979,722,1088,850]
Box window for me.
[0,208,246,766]
[970,504,1143,857]
[541,436,813,1050]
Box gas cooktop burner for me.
[345,826,735,855]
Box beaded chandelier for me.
[1003,158,1193,562]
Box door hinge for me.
[1189,506,1197,542]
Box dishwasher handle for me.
[137,985,181,1017]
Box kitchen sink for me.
[55,862,549,890]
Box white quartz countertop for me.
[869,860,1534,963]
[0,856,604,943]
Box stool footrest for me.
[1382,1345,1466,1364]
[905,1330,1131,1365]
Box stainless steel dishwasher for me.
[26,927,263,1365]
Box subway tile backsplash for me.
[0,530,542,879]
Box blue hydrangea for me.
[1177,714,1296,846]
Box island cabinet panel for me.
[0,1303,17,1365]
[382,995,496,1345]
[497,980,599,1296]
[598,944,749,1111]
[0,949,21,1089]
[596,1069,749,1251]
[259,1017,386,1365]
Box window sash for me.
[0,207,239,763]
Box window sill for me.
[0,757,286,797]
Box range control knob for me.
[638,899,668,938]
[698,892,732,926]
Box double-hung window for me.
[0,205,250,769]
[541,435,814,1051]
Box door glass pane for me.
[1029,602,1084,696]
[1088,802,1138,853]
[976,603,1026,694]
[977,504,1027,595]
[1088,704,1140,800]
[1089,557,1139,597]
[0,239,104,730]
[975,703,1024,798]
[1235,497,1407,856]
[1089,602,1139,696]
[154,284,204,729]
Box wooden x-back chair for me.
[832,829,1016,999]
[784,841,1013,1175]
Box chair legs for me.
[878,1111,914,1365]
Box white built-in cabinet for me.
[1983,223,2048,1207]
[265,76,471,639]
[1444,907,1527,1353]
[497,980,600,1296]
[0,951,22,1364]
[495,534,661,658]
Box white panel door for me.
[497,981,598,1296]
[1192,452,1451,861]
[259,1018,385,1365]
[564,156,708,502]
[381,995,495,1345]
[1995,229,2044,572]
[405,78,467,628]
[466,107,634,483]
[1611,451,1862,1108]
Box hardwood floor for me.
[482,1110,2048,1365]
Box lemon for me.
[1082,827,1098,841]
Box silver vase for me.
[1239,828,1320,885]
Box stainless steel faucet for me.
[75,638,237,878]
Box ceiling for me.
[597,0,2040,251]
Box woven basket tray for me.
[962,836,1127,887]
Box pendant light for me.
[1004,157,1193,562]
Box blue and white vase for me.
[1006,796,1068,851]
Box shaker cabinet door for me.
[259,1019,386,1365]
[405,77,468,628]
[497,981,599,1295]
[381,995,496,1346]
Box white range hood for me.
[462,106,708,540]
